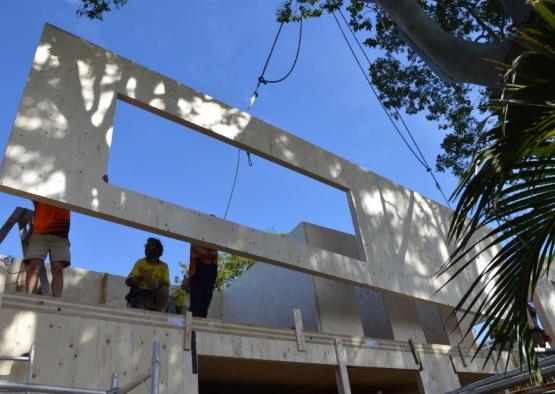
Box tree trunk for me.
[370,0,513,86]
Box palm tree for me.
[440,0,555,376]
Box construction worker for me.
[171,275,191,315]
[24,201,71,297]
[188,244,218,318]
[125,238,170,311]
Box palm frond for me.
[442,0,555,377]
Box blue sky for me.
[0,1,458,281]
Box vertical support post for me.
[293,308,306,352]
[457,342,467,368]
[99,273,109,304]
[151,341,160,394]
[26,343,35,394]
[408,339,423,371]
[334,337,351,394]
[184,311,192,351]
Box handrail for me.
[446,355,555,393]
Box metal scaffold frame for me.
[0,341,160,394]
[447,355,555,394]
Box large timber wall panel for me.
[0,23,499,310]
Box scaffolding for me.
[0,341,160,394]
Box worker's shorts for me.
[127,294,156,311]
[23,234,71,267]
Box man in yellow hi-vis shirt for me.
[125,238,170,311]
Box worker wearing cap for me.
[188,244,218,318]
[24,201,71,297]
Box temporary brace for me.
[408,338,423,371]
[0,341,160,394]
[457,342,468,368]
[0,207,52,296]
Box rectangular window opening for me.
[108,99,358,257]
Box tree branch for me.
[369,0,512,86]
[459,0,502,41]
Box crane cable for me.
[223,9,303,219]
[331,8,452,207]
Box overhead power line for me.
[223,15,304,219]
[331,8,451,207]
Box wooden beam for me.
[334,337,351,394]
[293,308,305,352]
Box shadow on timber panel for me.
[198,356,420,394]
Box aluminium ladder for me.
[0,207,52,296]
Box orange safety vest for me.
[32,202,70,235]
[188,245,218,278]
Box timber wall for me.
[0,23,500,310]
[0,265,512,394]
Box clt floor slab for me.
[0,291,511,393]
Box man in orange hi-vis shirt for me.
[24,201,71,297]
[188,244,218,318]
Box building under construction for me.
[0,24,554,393]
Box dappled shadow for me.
[0,24,526,392]
[0,23,494,321]
[351,169,493,311]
